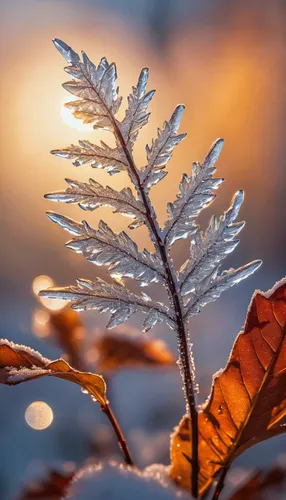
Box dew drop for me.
[218,404,223,415]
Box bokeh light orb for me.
[32,275,54,295]
[32,275,66,311]
[25,401,54,430]
[61,98,93,132]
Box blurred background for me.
[0,0,286,498]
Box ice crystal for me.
[120,68,155,149]
[141,106,186,191]
[41,39,261,392]
[6,367,52,383]
[44,278,174,331]
[45,179,145,229]
[46,213,164,286]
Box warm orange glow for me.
[32,275,54,295]
[25,401,54,430]
[32,275,66,311]
[32,309,50,338]
[40,297,67,312]
[85,347,99,364]
[61,97,93,132]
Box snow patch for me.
[65,461,190,499]
[6,366,52,382]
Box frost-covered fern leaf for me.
[45,178,145,229]
[120,68,155,149]
[40,278,174,331]
[53,38,121,129]
[51,140,128,175]
[184,260,262,320]
[163,139,224,246]
[43,38,261,339]
[141,106,186,190]
[179,190,246,296]
[46,212,164,286]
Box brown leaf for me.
[0,340,106,406]
[229,467,286,500]
[48,307,85,370]
[170,279,286,495]
[19,468,75,500]
[91,334,175,372]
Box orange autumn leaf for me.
[0,340,106,406]
[170,280,286,496]
[92,334,176,372]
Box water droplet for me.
[218,405,223,415]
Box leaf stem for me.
[212,465,230,500]
[101,403,134,466]
[79,65,199,494]
[111,118,199,498]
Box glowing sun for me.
[60,98,93,132]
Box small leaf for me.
[163,139,224,246]
[46,213,164,286]
[179,190,245,296]
[19,467,75,500]
[45,178,145,229]
[54,39,121,129]
[120,67,155,149]
[40,277,174,330]
[0,340,106,406]
[170,279,286,496]
[184,260,262,319]
[142,105,186,190]
[92,333,176,372]
[51,140,128,176]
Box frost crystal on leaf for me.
[120,68,155,150]
[180,190,248,295]
[44,38,261,375]
[53,38,122,129]
[51,140,128,175]
[46,212,164,286]
[184,260,262,320]
[142,106,186,191]
[45,178,145,229]
[163,139,224,246]
[40,278,174,330]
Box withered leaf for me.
[92,334,175,372]
[229,467,286,500]
[0,340,106,406]
[19,468,75,500]
[48,307,85,370]
[170,280,286,495]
